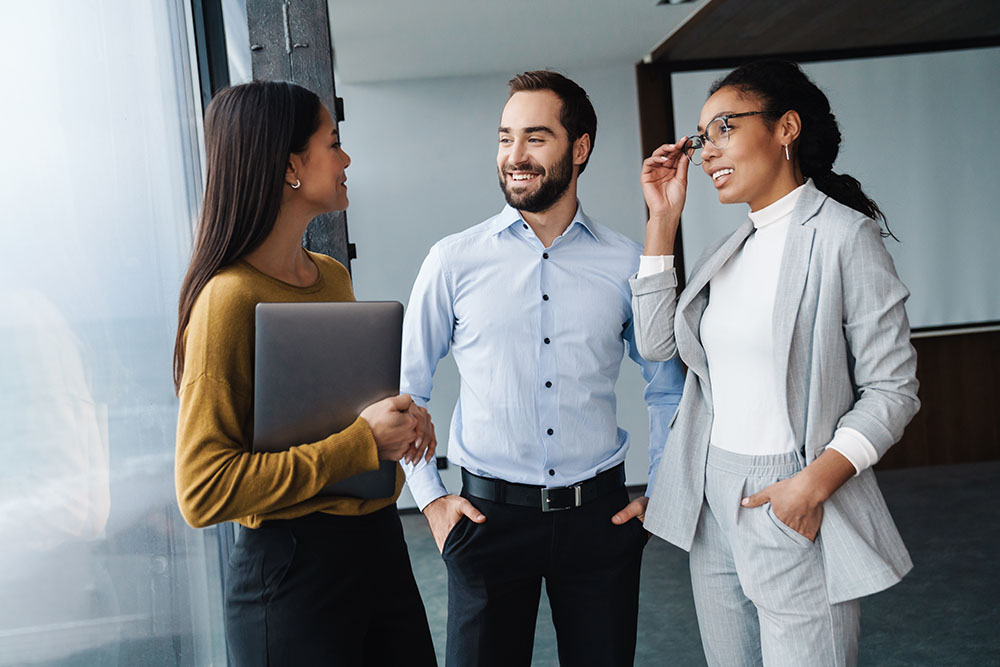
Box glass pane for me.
[0,1,225,665]
[222,0,252,85]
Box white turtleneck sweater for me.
[638,183,878,474]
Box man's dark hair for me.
[508,70,597,175]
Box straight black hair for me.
[173,81,322,392]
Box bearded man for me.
[401,70,685,667]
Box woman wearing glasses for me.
[629,60,919,665]
[173,82,438,666]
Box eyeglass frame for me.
[684,111,766,164]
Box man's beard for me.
[498,146,574,213]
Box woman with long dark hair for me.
[173,81,438,665]
[629,61,919,665]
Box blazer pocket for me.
[766,505,816,548]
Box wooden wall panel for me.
[878,330,1000,469]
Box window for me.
[0,1,226,663]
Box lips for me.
[506,171,541,186]
[710,167,733,188]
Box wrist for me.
[647,212,679,229]
[796,459,844,505]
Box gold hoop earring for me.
[290,179,301,189]
[783,144,790,161]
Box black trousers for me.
[441,486,648,667]
[225,505,437,666]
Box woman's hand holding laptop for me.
[360,394,437,465]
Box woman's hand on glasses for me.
[640,140,690,254]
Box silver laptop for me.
[252,301,402,499]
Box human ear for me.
[573,133,592,166]
[285,155,302,188]
[778,110,802,146]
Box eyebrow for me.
[498,125,557,137]
[696,111,738,132]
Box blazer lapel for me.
[676,219,754,386]
[772,183,825,446]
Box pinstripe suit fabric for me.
[692,446,860,667]
[629,182,919,663]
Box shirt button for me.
[523,223,528,230]
[544,337,550,344]
[547,428,554,435]
[542,252,549,259]
[542,294,549,301]
[548,469,555,476]
[545,381,552,388]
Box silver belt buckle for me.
[540,484,583,512]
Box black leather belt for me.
[461,463,626,512]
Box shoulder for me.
[422,214,508,272]
[434,215,502,253]
[588,219,643,257]
[182,265,259,390]
[808,197,884,250]
[308,250,350,276]
[191,263,261,324]
[307,250,354,292]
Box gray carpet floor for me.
[401,461,1000,666]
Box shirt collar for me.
[748,179,810,229]
[489,202,601,243]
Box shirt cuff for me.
[826,427,880,476]
[637,255,674,279]
[402,455,449,511]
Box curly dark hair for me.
[711,60,896,239]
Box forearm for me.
[175,376,379,527]
[643,214,678,256]
[798,448,857,505]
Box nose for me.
[342,148,351,168]
[700,137,721,163]
[508,138,529,166]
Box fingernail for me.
[741,498,749,506]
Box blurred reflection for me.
[0,288,119,665]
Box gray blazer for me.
[630,181,919,604]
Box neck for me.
[243,199,319,286]
[520,182,579,248]
[748,164,805,212]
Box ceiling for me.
[326,0,706,84]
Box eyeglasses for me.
[684,111,765,165]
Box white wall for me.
[338,65,656,508]
[671,47,1000,330]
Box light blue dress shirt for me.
[401,203,685,510]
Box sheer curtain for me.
[0,1,225,664]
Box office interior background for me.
[0,0,997,664]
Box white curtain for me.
[0,1,225,664]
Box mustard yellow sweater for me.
[175,251,403,529]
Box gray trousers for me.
[690,446,860,667]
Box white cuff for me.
[402,454,449,510]
[637,255,674,278]
[826,427,880,476]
